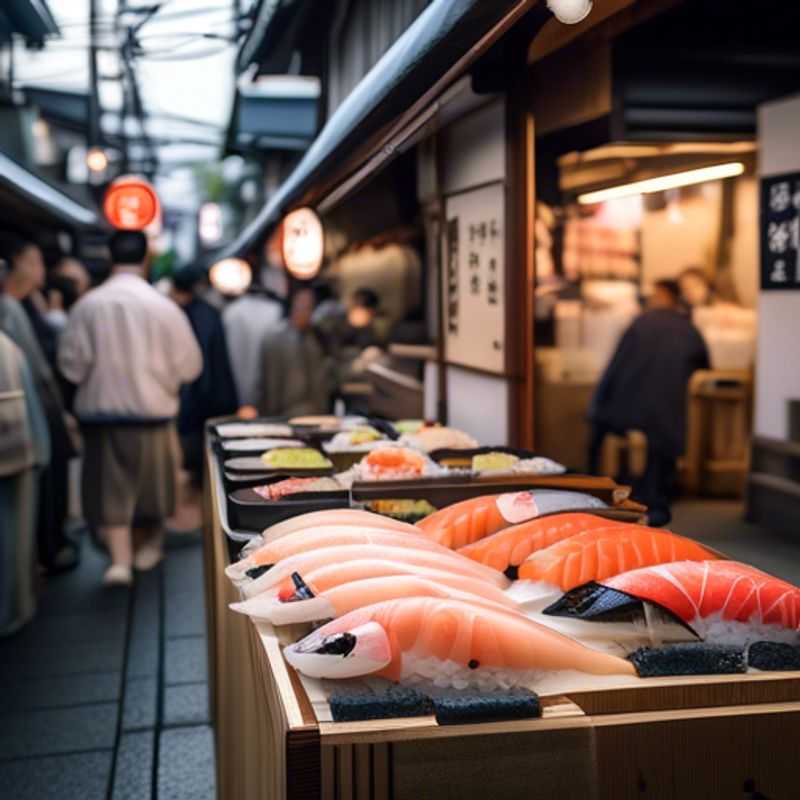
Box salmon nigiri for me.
[458,513,630,572]
[226,525,446,583]
[545,560,800,646]
[283,597,635,686]
[240,544,511,599]
[230,574,520,624]
[261,509,417,544]
[417,490,608,549]
[516,527,721,602]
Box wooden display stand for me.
[203,448,800,800]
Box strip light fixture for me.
[577,162,745,205]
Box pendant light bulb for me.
[547,0,593,24]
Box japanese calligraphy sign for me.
[442,182,506,374]
[761,172,800,290]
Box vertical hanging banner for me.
[442,182,506,374]
[761,172,800,289]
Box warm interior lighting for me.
[209,257,252,296]
[577,162,745,205]
[86,146,108,172]
[281,207,324,280]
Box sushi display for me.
[222,493,800,723]
[217,419,800,725]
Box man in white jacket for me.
[59,231,202,586]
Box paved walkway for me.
[0,530,216,800]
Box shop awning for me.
[224,88,318,156]
[0,151,99,230]
[217,0,536,260]
[0,0,59,46]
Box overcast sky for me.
[13,0,240,164]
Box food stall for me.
[203,418,800,800]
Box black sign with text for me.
[761,172,800,290]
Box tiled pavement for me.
[0,530,216,800]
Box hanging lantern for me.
[103,175,160,231]
[281,207,324,280]
[209,257,252,297]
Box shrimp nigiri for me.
[545,560,800,646]
[417,490,608,549]
[514,527,720,607]
[230,574,520,625]
[261,509,417,544]
[458,513,630,572]
[239,544,511,599]
[283,597,636,687]
[226,525,446,583]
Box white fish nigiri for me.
[239,544,511,599]
[230,567,520,624]
[226,525,449,583]
[262,509,417,543]
[283,597,635,685]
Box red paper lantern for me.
[103,175,160,231]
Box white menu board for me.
[442,182,506,374]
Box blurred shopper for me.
[54,257,92,299]
[2,234,59,367]
[257,287,335,418]
[341,288,382,351]
[0,245,77,574]
[171,267,239,485]
[589,280,710,526]
[678,266,713,310]
[0,330,50,635]
[58,231,202,587]
[222,285,283,415]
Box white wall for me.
[434,97,511,444]
[446,366,510,444]
[441,99,506,194]
[755,94,800,439]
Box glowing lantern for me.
[209,257,252,297]
[281,207,324,280]
[103,175,160,231]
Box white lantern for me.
[209,257,252,297]
[281,207,324,280]
[547,0,593,24]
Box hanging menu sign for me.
[761,172,800,290]
[442,182,506,374]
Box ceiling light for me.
[86,146,108,172]
[547,0,593,24]
[577,163,745,205]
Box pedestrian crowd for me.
[0,228,387,636]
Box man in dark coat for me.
[171,268,239,486]
[589,280,710,525]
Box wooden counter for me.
[203,448,800,800]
